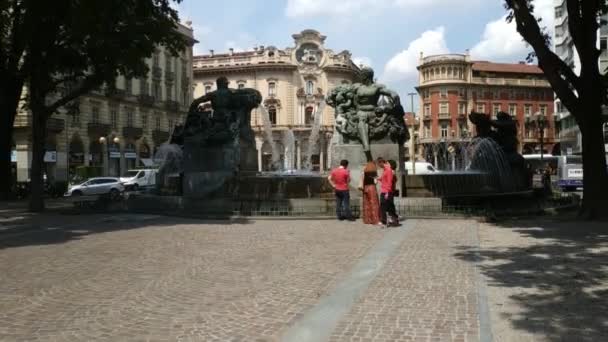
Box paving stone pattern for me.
[0,217,484,341]
[329,220,480,342]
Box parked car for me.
[64,177,125,199]
[119,169,157,191]
[404,162,437,175]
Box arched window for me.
[268,106,277,125]
[306,80,314,95]
[447,67,452,78]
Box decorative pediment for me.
[264,98,282,108]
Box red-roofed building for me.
[415,52,556,170]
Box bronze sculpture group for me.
[326,67,410,160]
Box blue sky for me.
[175,0,554,111]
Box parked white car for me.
[65,177,125,198]
[119,169,157,191]
[405,162,437,175]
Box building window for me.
[155,114,161,130]
[509,104,517,116]
[305,106,314,125]
[440,124,448,138]
[458,103,467,114]
[525,104,532,117]
[126,108,134,127]
[141,111,148,129]
[268,106,277,125]
[153,81,162,100]
[91,105,99,124]
[306,80,314,95]
[440,87,447,98]
[492,104,501,117]
[423,90,430,100]
[205,84,211,94]
[110,106,118,129]
[166,84,173,101]
[125,78,132,95]
[238,82,245,89]
[601,38,607,53]
[269,81,277,96]
[458,88,466,98]
[540,104,547,116]
[153,51,160,67]
[140,79,149,96]
[424,124,431,138]
[476,103,485,113]
[439,102,448,114]
[165,53,172,72]
[493,89,499,99]
[424,104,431,116]
[472,90,477,99]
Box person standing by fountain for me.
[359,162,382,226]
[328,160,353,221]
[377,158,398,227]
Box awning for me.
[140,158,154,167]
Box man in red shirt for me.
[377,158,399,226]
[328,159,352,220]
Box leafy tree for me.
[1,0,189,210]
[505,0,608,218]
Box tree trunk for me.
[28,106,48,212]
[0,81,23,200]
[577,104,608,219]
[0,107,16,201]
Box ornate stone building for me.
[12,23,196,182]
[192,29,360,171]
[416,52,557,170]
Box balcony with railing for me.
[137,94,156,106]
[104,87,127,99]
[471,77,550,87]
[46,118,65,133]
[87,122,111,137]
[165,71,175,83]
[152,66,163,79]
[164,100,180,112]
[122,126,144,140]
[421,54,469,65]
[438,112,451,120]
[152,129,170,145]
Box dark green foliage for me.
[0,0,189,210]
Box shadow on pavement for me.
[0,212,252,251]
[455,216,608,341]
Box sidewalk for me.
[460,214,608,342]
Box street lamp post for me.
[534,112,547,162]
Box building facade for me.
[12,23,196,183]
[416,52,556,170]
[192,29,359,171]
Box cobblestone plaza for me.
[1,215,606,341]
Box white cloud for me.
[285,0,482,17]
[353,56,373,68]
[383,26,449,82]
[470,0,554,61]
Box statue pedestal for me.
[330,143,401,192]
[182,141,258,198]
